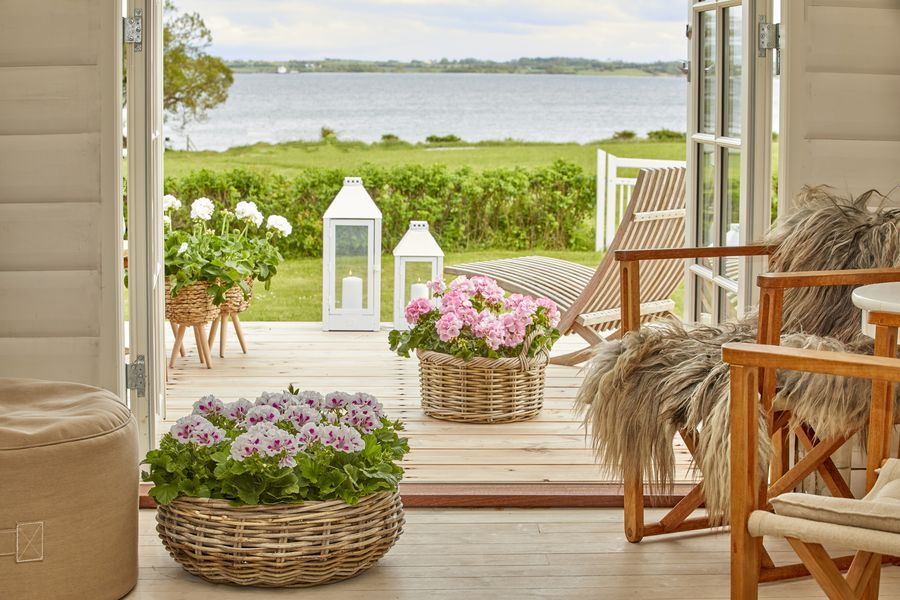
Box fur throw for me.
[576,187,900,523]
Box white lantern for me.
[322,177,382,331]
[392,221,444,330]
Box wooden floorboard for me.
[163,322,700,491]
[130,507,900,599]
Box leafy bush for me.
[163,161,597,258]
[425,134,462,143]
[647,129,686,142]
[612,130,636,140]
[320,126,336,141]
[380,133,401,142]
[143,389,409,506]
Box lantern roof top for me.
[323,177,382,220]
[393,221,444,257]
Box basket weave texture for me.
[221,278,253,314]
[156,492,404,587]
[164,280,219,325]
[416,346,549,423]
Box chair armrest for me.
[757,267,900,289]
[615,245,776,262]
[722,342,900,382]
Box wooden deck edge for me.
[139,482,692,509]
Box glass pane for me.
[723,147,741,281]
[699,10,716,134]
[722,289,739,322]
[334,224,369,310]
[724,7,742,137]
[696,275,715,325]
[699,144,716,268]
[404,261,434,307]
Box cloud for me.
[172,0,686,62]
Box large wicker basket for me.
[156,492,404,588]
[165,280,219,325]
[416,345,549,423]
[221,278,253,315]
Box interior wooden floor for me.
[130,507,900,599]
[163,322,699,490]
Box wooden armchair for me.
[615,241,900,559]
[724,339,900,599]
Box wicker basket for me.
[221,278,254,315]
[165,280,219,325]
[416,343,549,423]
[156,492,404,588]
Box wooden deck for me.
[131,507,900,599]
[164,322,699,492]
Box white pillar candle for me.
[409,282,428,301]
[342,273,363,310]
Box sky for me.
[171,0,686,63]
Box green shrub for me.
[647,129,686,142]
[164,161,596,258]
[380,133,401,143]
[612,130,636,140]
[425,134,462,144]
[320,126,336,141]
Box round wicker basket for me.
[156,492,404,588]
[221,278,254,315]
[416,344,549,423]
[164,280,219,325]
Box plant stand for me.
[165,280,219,369]
[207,279,252,358]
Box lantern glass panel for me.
[404,261,434,306]
[334,223,371,311]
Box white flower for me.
[162,194,182,212]
[235,201,264,227]
[190,197,215,221]
[266,214,292,237]
[162,214,171,226]
[177,242,189,255]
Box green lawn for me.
[239,250,683,322]
[164,139,686,179]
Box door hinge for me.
[124,9,143,52]
[758,16,781,74]
[680,60,690,82]
[126,354,146,397]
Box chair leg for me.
[786,539,857,600]
[730,364,761,600]
[169,325,186,369]
[231,313,248,354]
[623,464,644,543]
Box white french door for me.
[685,0,774,324]
[127,0,166,455]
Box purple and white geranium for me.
[390,275,561,360]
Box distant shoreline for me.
[225,58,683,77]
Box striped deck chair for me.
[445,167,686,366]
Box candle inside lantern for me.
[342,271,363,310]
[409,281,428,301]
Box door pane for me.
[334,224,370,310]
[699,11,716,134]
[697,276,715,325]
[722,289,739,322]
[699,145,716,268]
[723,147,741,281]
[724,7,743,137]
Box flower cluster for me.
[390,275,561,361]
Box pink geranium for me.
[435,313,464,342]
[404,297,434,325]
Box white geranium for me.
[235,200,264,227]
[162,214,172,226]
[190,197,215,221]
[266,214,292,237]
[162,194,181,212]
[177,242,189,255]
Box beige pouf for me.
[0,378,139,600]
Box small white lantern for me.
[392,221,444,330]
[322,177,382,331]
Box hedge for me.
[164,161,597,259]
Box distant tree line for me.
[226,57,683,76]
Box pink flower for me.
[404,297,434,325]
[225,399,252,420]
[435,313,464,342]
[470,276,505,304]
[170,415,210,443]
[448,276,476,295]
[472,311,505,350]
[426,279,446,295]
[536,297,560,327]
[192,395,224,416]
[439,289,472,314]
[283,405,320,429]
[499,312,528,347]
[246,405,280,426]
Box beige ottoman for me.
[0,378,139,599]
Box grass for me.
[163,139,686,179]
[238,249,683,322]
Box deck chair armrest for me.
[614,245,776,262]
[723,342,900,382]
[757,267,900,289]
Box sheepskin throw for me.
[576,187,900,524]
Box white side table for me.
[852,282,900,490]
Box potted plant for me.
[389,275,561,423]
[144,388,409,587]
